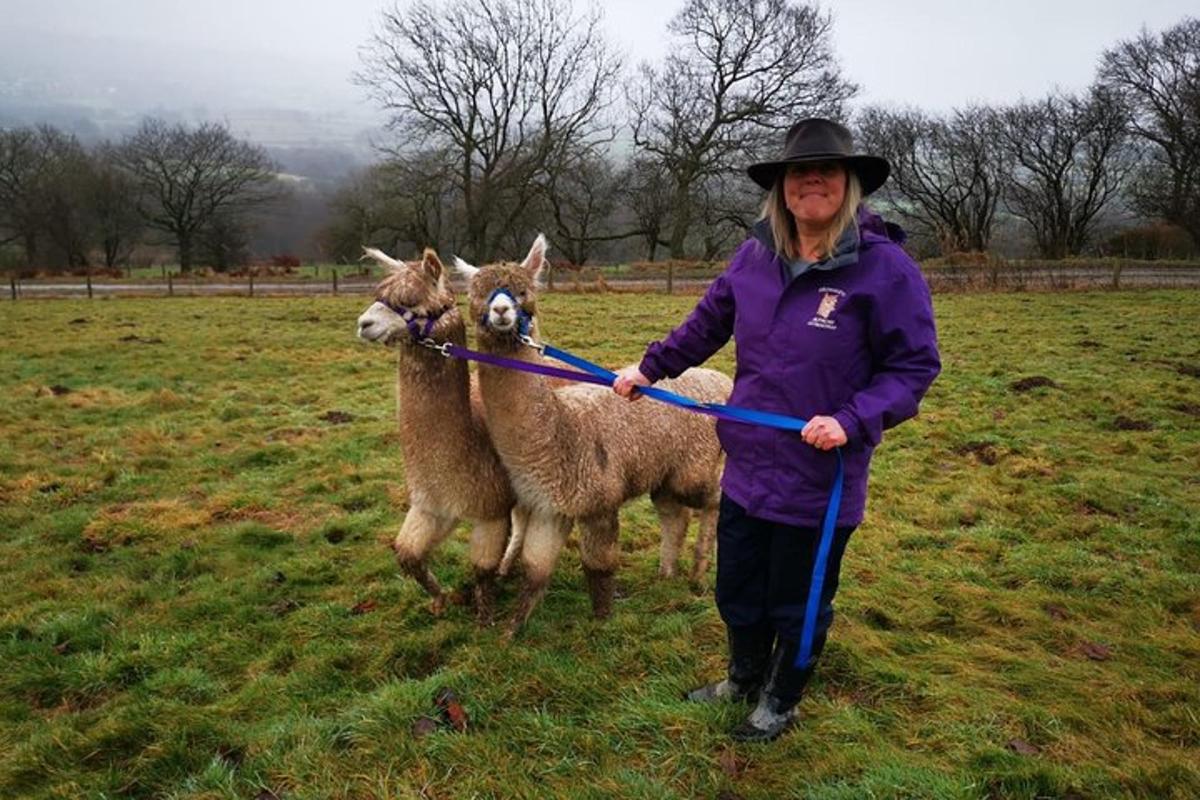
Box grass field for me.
[1,289,1198,799]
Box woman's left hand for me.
[801,415,847,450]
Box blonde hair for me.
[760,167,863,261]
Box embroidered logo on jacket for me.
[807,288,845,330]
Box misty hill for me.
[0,22,385,185]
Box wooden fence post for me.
[666,262,674,295]
[249,272,255,297]
[86,273,93,299]
[332,271,339,296]
[167,273,174,297]
[10,276,16,301]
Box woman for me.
[614,118,940,742]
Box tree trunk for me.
[668,180,692,259]
[22,233,37,270]
[178,233,194,272]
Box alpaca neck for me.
[475,334,577,485]
[393,326,477,462]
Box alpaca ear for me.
[521,233,548,281]
[361,246,404,273]
[421,248,444,282]
[452,256,479,281]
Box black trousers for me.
[715,493,855,653]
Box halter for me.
[376,296,453,353]
[482,287,533,339]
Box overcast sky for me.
[2,0,1195,118]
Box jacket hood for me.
[750,205,907,278]
[857,206,907,246]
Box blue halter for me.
[482,287,533,337]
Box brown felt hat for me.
[747,118,890,195]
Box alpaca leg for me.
[468,516,509,626]
[498,504,530,578]
[651,493,691,578]
[506,510,570,639]
[579,511,620,620]
[690,505,719,584]
[393,507,457,615]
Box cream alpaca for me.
[458,235,731,635]
[356,247,521,623]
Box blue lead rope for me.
[539,342,843,670]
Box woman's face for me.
[783,161,847,231]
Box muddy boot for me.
[583,567,615,620]
[686,623,772,704]
[731,638,811,742]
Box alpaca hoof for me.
[584,568,615,620]
[475,600,496,627]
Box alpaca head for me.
[357,247,458,346]
[457,234,547,349]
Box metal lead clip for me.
[518,334,545,353]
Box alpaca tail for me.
[498,507,527,577]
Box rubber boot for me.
[686,623,772,704]
[731,638,812,742]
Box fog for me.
[1,0,1195,170]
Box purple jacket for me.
[638,209,940,527]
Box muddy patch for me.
[1177,363,1200,379]
[319,410,354,424]
[1009,376,1058,393]
[1112,415,1153,431]
[954,441,1001,465]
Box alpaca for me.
[456,235,731,635]
[356,247,523,623]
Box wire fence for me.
[8,262,1200,300]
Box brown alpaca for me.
[356,247,522,623]
[456,235,731,636]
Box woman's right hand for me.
[613,366,652,401]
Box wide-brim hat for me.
[747,118,890,196]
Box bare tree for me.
[0,125,86,268]
[379,149,458,255]
[857,106,1005,253]
[621,156,673,261]
[114,118,281,271]
[37,135,95,269]
[318,153,458,263]
[540,146,622,265]
[198,212,251,272]
[995,88,1134,258]
[357,0,620,262]
[1099,17,1200,246]
[629,0,856,258]
[695,172,761,259]
[89,147,145,272]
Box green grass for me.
[1,289,1198,799]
